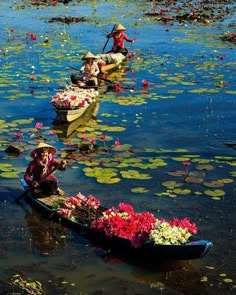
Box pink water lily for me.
[15,132,23,139]
[142,79,149,86]
[114,140,121,147]
[35,122,43,130]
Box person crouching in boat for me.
[70,51,100,88]
[106,24,134,56]
[24,142,67,196]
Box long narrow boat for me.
[97,52,127,74]
[20,179,213,261]
[52,102,99,141]
[51,84,99,122]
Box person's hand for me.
[32,181,39,187]
[60,160,67,169]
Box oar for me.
[15,165,60,203]
[68,66,113,84]
[102,24,116,53]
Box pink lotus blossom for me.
[114,140,121,147]
[80,135,87,141]
[15,132,23,139]
[89,138,95,144]
[100,134,107,140]
[35,122,43,130]
[142,79,149,86]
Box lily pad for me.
[167,170,187,176]
[161,181,183,188]
[173,188,191,195]
[195,164,214,171]
[203,180,225,188]
[131,187,149,193]
[204,189,225,197]
[185,177,204,183]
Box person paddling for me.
[70,51,100,88]
[24,142,67,196]
[106,24,135,56]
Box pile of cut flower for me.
[51,85,98,109]
[57,193,197,248]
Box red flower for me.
[113,82,122,92]
[10,29,14,33]
[30,33,37,41]
[52,1,57,6]
[183,161,191,167]
[100,134,107,140]
[89,138,95,144]
[15,132,23,139]
[35,122,43,130]
[114,141,121,147]
[30,76,35,81]
[80,135,87,141]
[142,79,149,86]
[70,95,77,100]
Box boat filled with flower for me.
[96,52,127,74]
[51,84,99,122]
[20,179,213,261]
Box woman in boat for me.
[70,51,100,88]
[106,24,134,56]
[24,142,67,196]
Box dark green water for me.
[0,0,236,294]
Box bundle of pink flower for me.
[51,85,98,109]
[57,193,100,218]
[91,203,156,248]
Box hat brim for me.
[30,145,57,158]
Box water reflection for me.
[101,252,207,294]
[52,102,99,142]
[25,208,66,256]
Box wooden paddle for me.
[102,24,116,53]
[68,66,113,84]
[15,165,60,203]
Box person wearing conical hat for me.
[70,51,100,88]
[106,24,135,56]
[24,142,67,196]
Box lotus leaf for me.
[203,180,224,188]
[189,171,206,178]
[0,171,19,178]
[173,188,191,195]
[120,170,151,180]
[162,181,183,188]
[168,170,187,177]
[155,192,177,198]
[171,157,191,162]
[195,164,214,171]
[97,177,121,184]
[131,187,149,193]
[221,178,234,184]
[204,189,225,197]
[185,177,204,184]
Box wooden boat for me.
[19,179,213,261]
[52,102,99,141]
[51,84,99,123]
[97,52,128,74]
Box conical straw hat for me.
[115,24,126,31]
[81,51,98,60]
[30,142,57,158]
